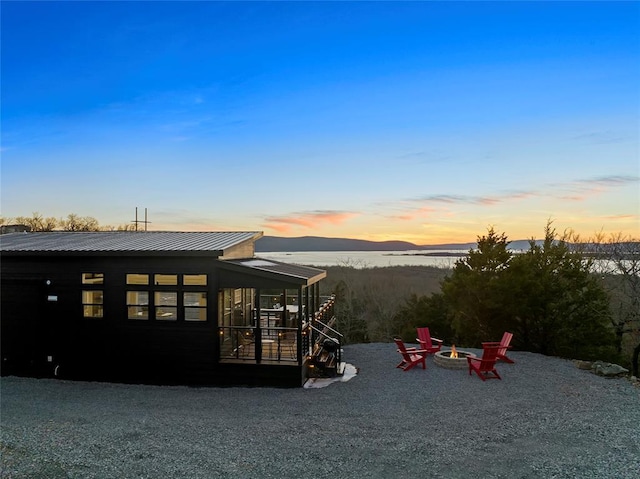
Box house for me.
[0,231,343,387]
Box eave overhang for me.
[218,258,327,287]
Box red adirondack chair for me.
[416,327,444,355]
[481,332,514,363]
[394,338,427,371]
[496,331,514,363]
[467,343,502,380]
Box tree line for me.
[1,212,135,232]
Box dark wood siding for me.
[1,254,306,386]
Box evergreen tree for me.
[440,227,514,346]
[393,292,452,344]
[508,225,615,360]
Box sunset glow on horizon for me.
[2,2,638,245]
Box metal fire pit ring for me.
[434,349,477,369]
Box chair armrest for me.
[431,337,443,344]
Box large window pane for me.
[184,292,207,322]
[185,307,207,321]
[83,305,104,318]
[184,292,206,307]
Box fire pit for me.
[434,345,476,370]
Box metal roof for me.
[0,231,262,256]
[222,258,327,285]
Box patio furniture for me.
[496,331,514,363]
[231,331,254,357]
[467,342,502,380]
[394,337,427,371]
[416,327,444,355]
[483,332,514,364]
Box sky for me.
[1,1,638,245]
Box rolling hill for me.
[254,236,477,252]
[254,236,548,252]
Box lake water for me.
[255,250,468,269]
[256,250,627,272]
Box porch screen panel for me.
[219,290,231,327]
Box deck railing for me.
[219,325,298,362]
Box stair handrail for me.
[312,318,343,339]
[309,324,340,343]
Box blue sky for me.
[2,1,638,244]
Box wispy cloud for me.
[411,176,637,207]
[576,175,638,187]
[395,149,456,165]
[556,175,639,201]
[263,210,359,233]
[386,206,437,221]
[411,190,535,207]
[389,175,638,220]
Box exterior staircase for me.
[305,296,345,378]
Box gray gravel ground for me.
[1,343,639,479]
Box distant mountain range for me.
[254,236,541,252]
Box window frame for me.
[125,273,208,323]
[127,290,149,320]
[81,272,104,319]
[184,291,207,322]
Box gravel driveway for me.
[1,343,639,479]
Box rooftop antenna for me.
[132,207,151,231]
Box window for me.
[82,272,104,318]
[184,274,207,286]
[82,273,104,285]
[155,292,177,320]
[82,290,103,318]
[154,274,177,285]
[126,273,207,322]
[184,292,207,321]
[127,274,149,285]
[127,291,149,320]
